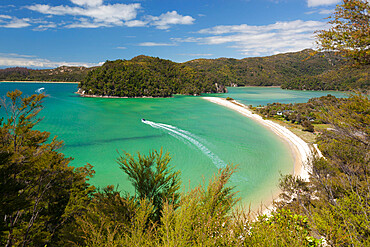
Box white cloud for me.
[1,17,31,28]
[198,20,325,35]
[319,9,335,14]
[25,1,195,30]
[148,11,195,29]
[0,53,103,68]
[33,22,57,31]
[307,0,340,7]
[175,20,328,56]
[124,20,148,27]
[70,0,103,7]
[64,18,111,28]
[116,47,127,49]
[27,2,141,27]
[138,42,176,47]
[0,15,12,19]
[177,53,213,56]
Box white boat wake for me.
[35,87,45,94]
[142,119,227,170]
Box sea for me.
[0,82,347,209]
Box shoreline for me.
[203,97,317,214]
[75,91,160,99]
[0,81,79,84]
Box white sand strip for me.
[203,97,313,180]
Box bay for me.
[0,83,346,208]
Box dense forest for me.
[0,90,368,246]
[78,50,368,97]
[281,64,370,91]
[190,50,369,91]
[78,55,227,97]
[2,49,368,97]
[185,49,344,87]
[0,66,92,82]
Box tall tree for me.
[0,90,95,246]
[117,149,181,223]
[316,0,370,64]
[277,94,370,246]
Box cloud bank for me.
[0,53,103,68]
[0,15,31,28]
[19,0,194,30]
[307,0,340,7]
[173,20,328,56]
[138,42,176,47]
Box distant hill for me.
[78,56,227,97]
[185,49,368,91]
[185,49,345,87]
[0,66,93,82]
[1,49,368,96]
[281,63,369,91]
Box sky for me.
[0,0,342,68]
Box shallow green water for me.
[0,83,346,208]
[217,87,347,106]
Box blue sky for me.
[0,0,341,68]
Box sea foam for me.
[142,119,227,169]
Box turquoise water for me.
[216,87,347,106]
[0,83,346,208]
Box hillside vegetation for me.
[1,49,368,96]
[185,49,368,91]
[281,63,370,91]
[0,66,92,82]
[79,55,227,97]
[186,49,342,86]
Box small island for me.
[77,55,227,98]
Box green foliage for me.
[186,49,345,88]
[302,119,314,132]
[0,66,92,82]
[253,94,345,132]
[79,56,227,97]
[276,94,370,246]
[248,209,321,246]
[316,0,370,65]
[157,165,239,246]
[281,64,369,91]
[117,149,181,223]
[0,90,95,246]
[73,161,322,247]
[73,188,154,246]
[2,50,368,92]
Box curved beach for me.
[203,97,314,181]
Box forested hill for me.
[78,56,227,97]
[79,49,369,97]
[185,49,369,91]
[0,66,93,82]
[1,49,368,95]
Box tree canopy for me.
[316,0,370,64]
[0,90,95,246]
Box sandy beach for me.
[203,97,314,180]
[203,97,319,214]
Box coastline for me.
[203,97,317,214]
[75,91,159,99]
[0,81,79,84]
